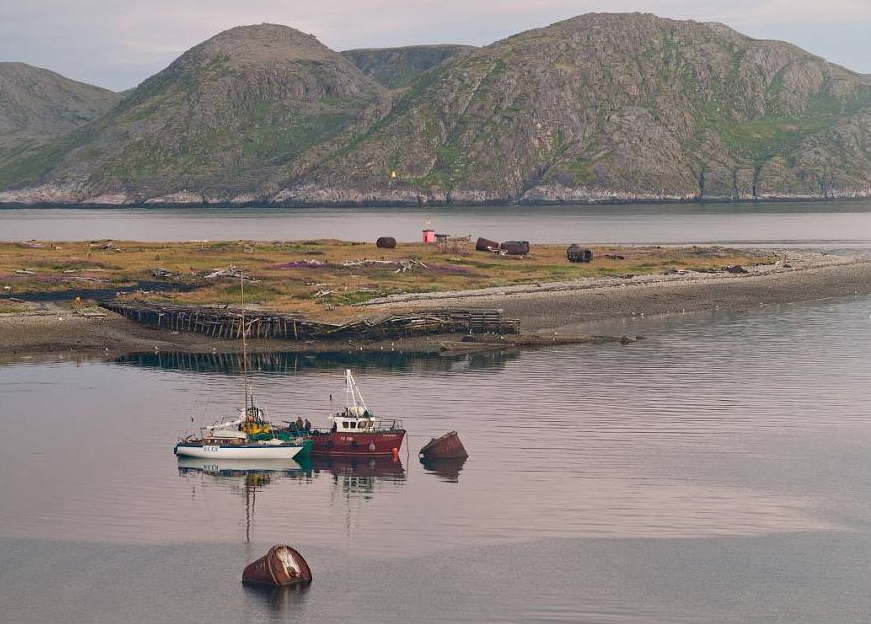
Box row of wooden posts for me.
[99,302,520,341]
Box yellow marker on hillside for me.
[390,170,397,179]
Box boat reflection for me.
[303,455,406,496]
[177,457,307,543]
[420,457,468,483]
[177,456,303,478]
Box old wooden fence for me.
[99,302,519,341]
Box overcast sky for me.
[2,0,870,91]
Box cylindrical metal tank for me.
[242,545,312,587]
[500,241,530,256]
[567,245,593,263]
[419,431,469,459]
[475,237,499,252]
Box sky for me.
[2,0,870,91]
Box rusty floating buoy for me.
[419,431,468,460]
[242,545,312,587]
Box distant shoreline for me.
[2,194,871,210]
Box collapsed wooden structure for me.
[99,302,519,341]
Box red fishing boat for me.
[308,370,405,457]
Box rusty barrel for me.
[500,240,530,255]
[419,431,468,459]
[242,545,312,587]
[567,244,593,263]
[475,237,499,252]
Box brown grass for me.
[0,240,774,321]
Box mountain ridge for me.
[0,62,121,137]
[341,44,476,88]
[2,13,871,206]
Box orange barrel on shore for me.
[419,431,468,460]
[242,545,312,587]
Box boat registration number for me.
[204,446,220,453]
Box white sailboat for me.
[174,275,306,460]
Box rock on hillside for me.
[341,44,475,88]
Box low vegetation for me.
[0,240,774,321]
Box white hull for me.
[175,443,303,460]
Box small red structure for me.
[422,229,436,243]
[242,545,312,587]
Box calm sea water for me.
[2,295,871,623]
[2,201,871,247]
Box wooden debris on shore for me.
[99,302,519,341]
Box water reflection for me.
[242,582,311,617]
[178,458,308,543]
[420,457,467,483]
[307,455,406,493]
[177,455,406,542]
[114,348,521,375]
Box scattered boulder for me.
[376,236,396,249]
[724,265,748,274]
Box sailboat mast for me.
[241,273,250,414]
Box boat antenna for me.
[345,369,367,412]
[241,272,250,416]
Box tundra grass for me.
[0,240,774,321]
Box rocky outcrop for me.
[3,14,871,206]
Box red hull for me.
[309,429,405,456]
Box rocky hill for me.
[341,44,475,88]
[0,24,387,200]
[2,14,871,205]
[0,63,121,137]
